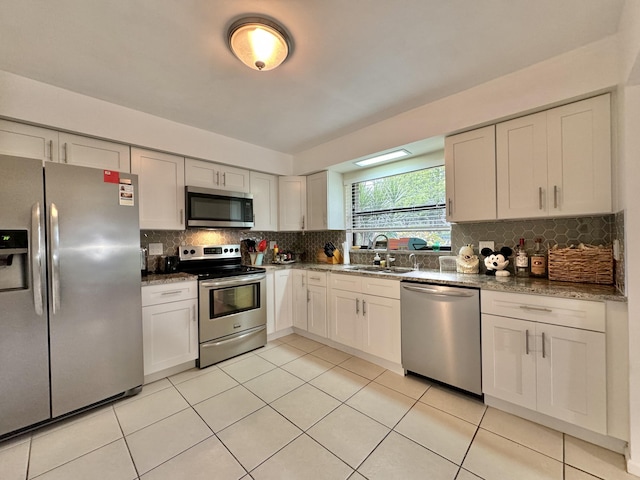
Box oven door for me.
[198,273,266,342]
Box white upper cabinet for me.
[278,176,307,231]
[497,94,611,219]
[185,158,249,193]
[0,120,58,162]
[250,171,278,231]
[445,125,497,222]
[132,148,185,230]
[58,133,130,172]
[307,171,345,231]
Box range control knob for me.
[183,249,189,255]
[224,248,228,253]
[190,249,196,255]
[235,248,239,252]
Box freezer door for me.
[45,162,143,417]
[0,155,50,436]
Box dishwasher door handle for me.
[402,285,476,297]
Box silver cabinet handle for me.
[160,290,183,296]
[542,332,546,358]
[49,203,60,314]
[525,329,529,355]
[309,276,321,281]
[222,172,226,186]
[553,185,558,209]
[362,300,366,316]
[31,203,44,316]
[216,171,220,185]
[539,187,543,210]
[48,140,53,160]
[519,305,552,313]
[356,298,360,314]
[62,143,68,163]
[301,215,305,230]
[448,198,452,216]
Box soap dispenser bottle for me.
[373,252,381,266]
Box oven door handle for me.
[201,324,266,348]
[200,273,266,289]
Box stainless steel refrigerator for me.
[0,155,143,437]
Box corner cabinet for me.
[497,94,611,218]
[307,171,345,231]
[131,148,185,230]
[278,176,307,231]
[481,290,607,434]
[141,281,198,376]
[250,171,278,231]
[185,158,249,193]
[444,125,497,222]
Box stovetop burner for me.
[177,244,264,279]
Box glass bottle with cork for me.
[515,238,529,277]
[530,238,547,277]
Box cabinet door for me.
[445,125,496,222]
[220,166,250,193]
[496,112,548,219]
[250,171,278,231]
[547,94,611,216]
[307,171,328,231]
[308,285,328,338]
[362,295,400,363]
[278,176,307,231]
[185,158,220,189]
[536,323,607,434]
[274,270,293,331]
[329,289,361,349]
[59,133,130,172]
[142,299,198,375]
[132,148,185,230]
[481,314,537,410]
[292,270,308,330]
[0,120,58,162]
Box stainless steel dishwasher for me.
[401,282,482,395]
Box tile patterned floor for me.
[1,333,636,480]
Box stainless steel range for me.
[178,245,266,368]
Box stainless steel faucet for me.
[409,253,419,271]
[372,234,395,267]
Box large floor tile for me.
[251,434,353,480]
[28,408,123,478]
[168,365,218,385]
[359,431,458,480]
[126,408,212,475]
[244,368,304,403]
[33,439,136,480]
[307,404,389,469]
[217,406,302,471]
[310,345,352,365]
[455,469,483,480]
[194,385,265,432]
[118,378,172,407]
[349,472,367,480]
[285,336,325,353]
[462,429,563,480]
[309,366,370,402]
[271,384,341,431]
[115,386,189,435]
[480,407,563,461]
[565,465,601,479]
[373,371,430,399]
[420,386,486,425]
[280,354,334,381]
[338,356,385,380]
[141,436,246,480]
[565,435,636,479]
[276,333,303,344]
[221,355,276,383]
[0,439,30,480]
[174,368,238,405]
[346,382,415,428]
[395,402,477,465]
[255,344,307,366]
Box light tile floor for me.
[1,333,636,480]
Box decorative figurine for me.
[456,244,479,274]
[481,246,513,277]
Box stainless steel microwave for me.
[185,187,254,228]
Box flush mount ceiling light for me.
[354,149,411,167]
[227,16,292,71]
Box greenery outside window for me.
[350,166,451,249]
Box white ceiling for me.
[0,0,625,159]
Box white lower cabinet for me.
[329,274,400,364]
[274,270,293,331]
[292,270,308,330]
[142,281,198,376]
[481,291,607,434]
[290,270,328,338]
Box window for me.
[349,166,450,248]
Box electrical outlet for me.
[269,241,277,249]
[478,241,494,253]
[148,243,163,255]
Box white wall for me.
[0,70,293,175]
[293,36,620,175]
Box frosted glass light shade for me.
[228,17,292,71]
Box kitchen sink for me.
[345,265,415,274]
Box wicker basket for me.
[547,245,613,285]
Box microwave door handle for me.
[200,273,265,289]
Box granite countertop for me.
[141,263,625,302]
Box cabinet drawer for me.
[481,291,605,332]
[306,271,327,287]
[142,281,198,307]
[362,277,400,299]
[330,273,362,292]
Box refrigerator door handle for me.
[49,203,61,314]
[31,202,44,316]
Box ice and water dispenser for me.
[0,230,29,291]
